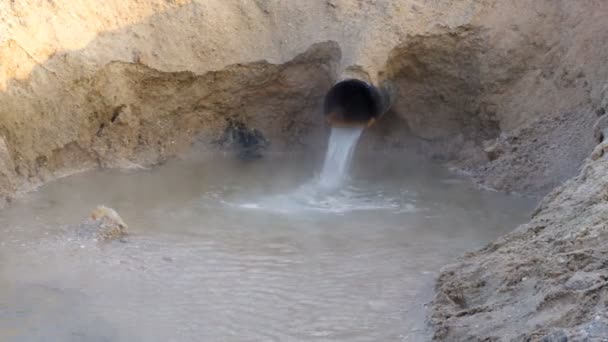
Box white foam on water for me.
[227,184,414,215]
[223,126,412,214]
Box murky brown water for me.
[0,151,534,341]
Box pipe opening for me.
[323,79,386,127]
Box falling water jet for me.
[317,79,392,189]
[318,126,364,189]
[234,78,392,212]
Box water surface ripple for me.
[0,152,534,341]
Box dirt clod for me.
[87,205,128,241]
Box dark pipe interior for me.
[323,79,383,125]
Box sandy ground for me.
[431,142,608,341]
[2,1,608,340]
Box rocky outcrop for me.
[431,140,608,340]
[377,1,608,195]
[423,3,608,335]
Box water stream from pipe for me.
[318,127,363,189]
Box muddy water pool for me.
[0,151,534,341]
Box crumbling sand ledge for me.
[431,141,608,341]
[2,1,608,340]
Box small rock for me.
[541,330,568,342]
[483,141,503,161]
[590,141,608,160]
[579,319,608,339]
[564,272,601,291]
[216,120,269,160]
[593,115,608,144]
[88,205,128,241]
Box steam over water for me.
[318,127,363,189]
[232,126,375,213]
[0,151,535,341]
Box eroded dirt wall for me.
[425,2,608,340]
[372,1,608,196]
[0,41,339,204]
[0,0,487,205]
